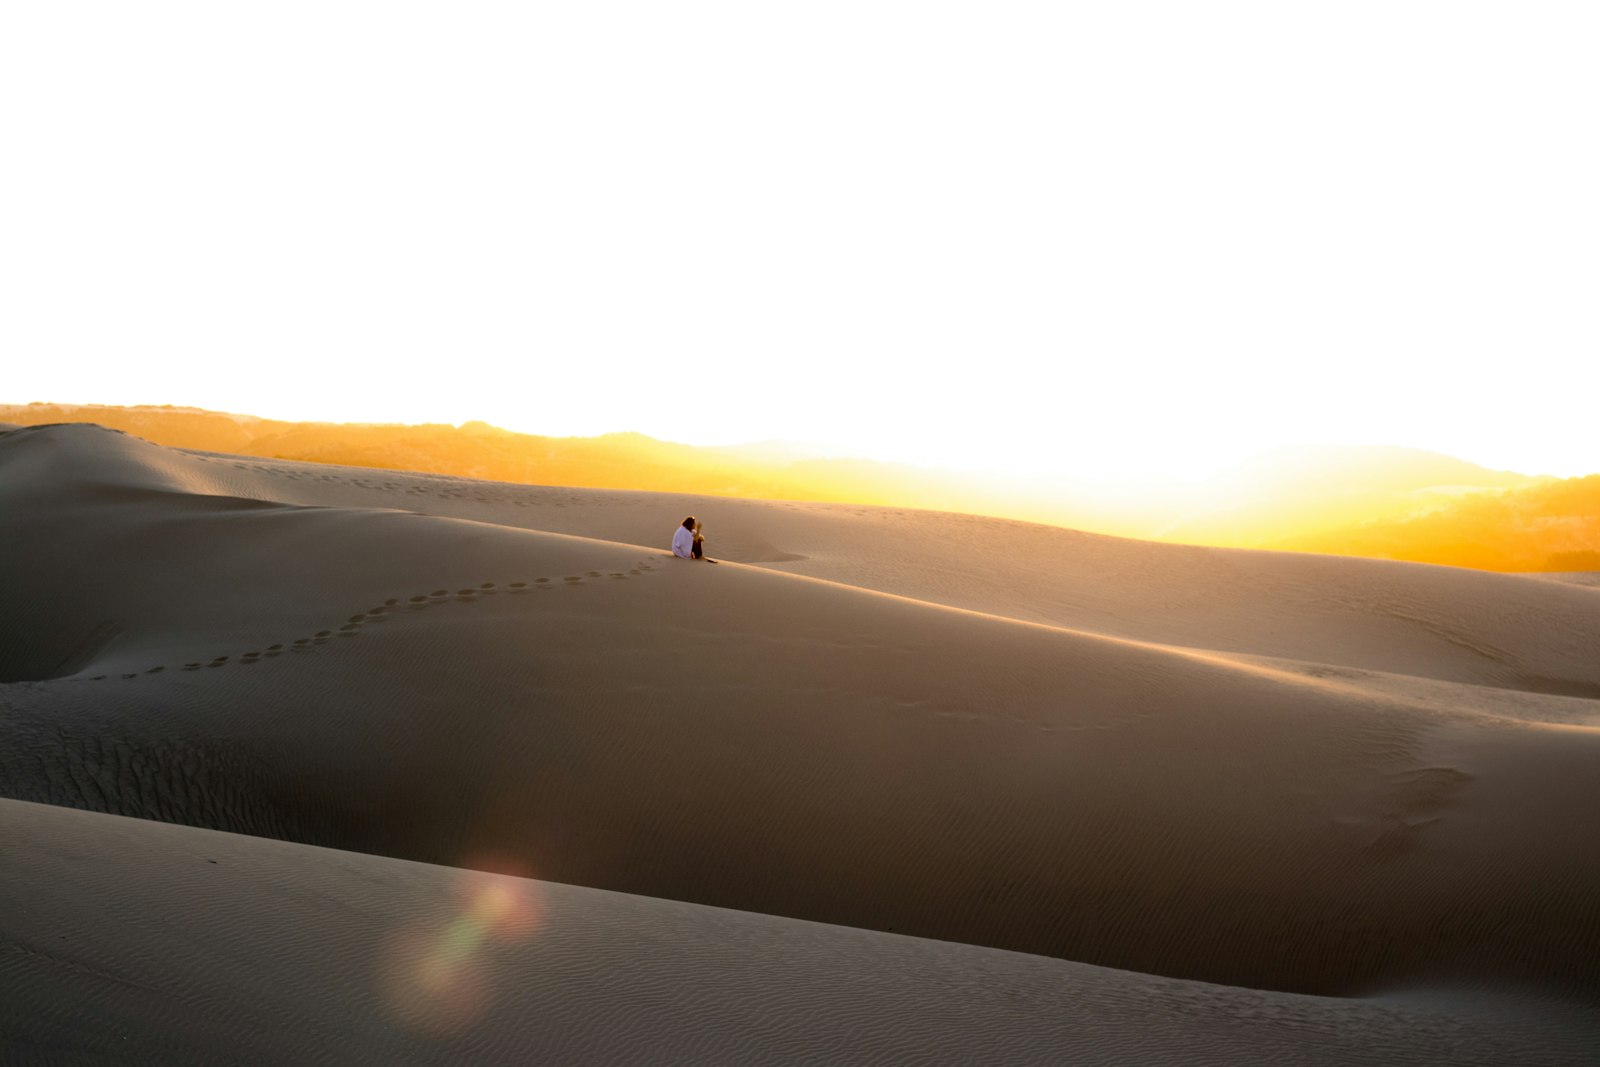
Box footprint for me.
[348,614,367,624]
[147,666,165,673]
[456,588,477,596]
[267,644,284,651]
[293,639,311,646]
[384,598,399,606]
[122,673,138,680]
[315,631,332,638]
[409,596,428,603]
[210,657,229,666]
[534,578,550,584]
[564,576,583,584]
[586,571,602,578]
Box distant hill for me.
[2,402,1593,571]
[1274,474,1600,571]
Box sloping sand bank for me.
[3,799,1594,1066]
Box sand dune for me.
[5,797,1594,1066]
[3,423,1599,1059]
[98,425,1600,697]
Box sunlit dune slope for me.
[40,421,1590,701]
[4,424,1600,1005]
[5,797,1594,1066]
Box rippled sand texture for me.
[3,424,1598,1063]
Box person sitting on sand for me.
[673,516,698,560]
[672,516,716,562]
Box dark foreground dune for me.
[3,423,1599,1060]
[5,798,1595,1066]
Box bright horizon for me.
[4,3,1598,482]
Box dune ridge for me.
[3,423,1599,1058]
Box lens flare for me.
[380,856,543,1036]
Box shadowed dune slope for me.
[3,425,1600,1010]
[4,799,1595,1067]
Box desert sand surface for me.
[3,423,1599,1061]
[5,798,1595,1067]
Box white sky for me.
[3,3,1597,481]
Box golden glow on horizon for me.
[6,391,1595,485]
[6,402,1593,572]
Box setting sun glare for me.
[3,2,1597,484]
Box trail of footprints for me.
[81,558,663,683]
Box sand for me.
[7,797,1595,1066]
[3,422,1598,1062]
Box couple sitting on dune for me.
[672,516,716,563]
